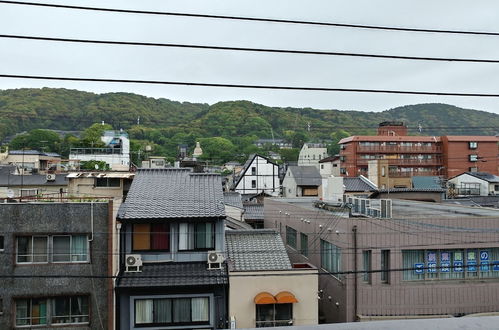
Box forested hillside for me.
[1,88,498,163]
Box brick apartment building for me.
[338,122,499,179]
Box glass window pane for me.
[53,236,70,262]
[17,237,32,263]
[15,299,30,326]
[71,235,88,262]
[31,299,47,325]
[402,250,424,281]
[173,298,190,323]
[135,299,153,324]
[363,250,372,283]
[71,296,89,323]
[151,224,170,251]
[191,298,209,322]
[52,297,70,324]
[300,233,308,257]
[133,224,151,251]
[153,299,172,324]
[275,303,292,322]
[256,304,274,322]
[195,223,207,249]
[33,236,48,263]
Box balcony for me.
[70,148,123,155]
[388,170,440,178]
[357,158,441,166]
[357,145,441,153]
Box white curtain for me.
[135,300,153,324]
[191,298,209,322]
[71,235,88,262]
[179,223,194,250]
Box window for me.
[251,180,257,188]
[300,233,308,257]
[286,226,297,249]
[402,248,499,281]
[95,178,120,187]
[320,164,324,170]
[132,224,170,251]
[0,236,4,252]
[0,297,3,315]
[178,223,215,250]
[16,296,88,327]
[469,141,478,149]
[340,168,347,175]
[339,156,346,162]
[251,167,256,175]
[381,250,390,283]
[16,235,88,264]
[469,167,478,172]
[256,303,293,328]
[321,240,341,275]
[469,155,478,162]
[362,250,372,283]
[135,297,209,326]
[495,185,499,192]
[20,189,37,197]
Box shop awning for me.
[275,291,298,304]
[254,292,277,304]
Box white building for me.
[233,154,280,197]
[448,172,499,196]
[318,155,341,177]
[297,143,328,167]
[69,130,130,171]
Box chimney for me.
[377,121,407,136]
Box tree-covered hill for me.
[1,88,498,163]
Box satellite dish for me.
[6,189,14,198]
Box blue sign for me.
[427,251,437,263]
[480,261,490,272]
[428,262,437,273]
[414,263,424,274]
[468,251,477,261]
[468,260,477,272]
[454,252,463,262]
[441,261,450,273]
[493,261,499,272]
[453,261,463,272]
[441,252,450,262]
[480,251,489,261]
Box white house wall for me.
[234,156,280,196]
[448,174,489,196]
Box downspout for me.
[88,201,94,242]
[352,225,358,321]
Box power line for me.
[3,34,499,64]
[2,1,499,37]
[3,74,499,98]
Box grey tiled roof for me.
[224,192,243,209]
[226,229,292,271]
[117,262,227,288]
[0,166,67,186]
[378,188,446,193]
[466,172,499,183]
[117,168,225,220]
[288,166,322,186]
[243,204,264,220]
[344,177,377,192]
[412,176,443,189]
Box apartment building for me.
[0,201,113,329]
[115,168,228,330]
[265,197,499,323]
[339,122,499,179]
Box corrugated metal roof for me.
[0,166,67,186]
[117,168,225,220]
[244,204,264,220]
[412,176,443,189]
[226,229,292,271]
[288,166,322,186]
[117,262,227,288]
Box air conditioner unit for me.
[207,251,225,270]
[46,173,56,182]
[125,254,142,272]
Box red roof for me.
[442,136,499,142]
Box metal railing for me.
[255,320,293,327]
[357,145,441,153]
[69,148,123,155]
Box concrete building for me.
[319,156,340,177]
[0,165,67,199]
[226,230,318,328]
[233,154,280,197]
[0,149,62,173]
[448,172,499,197]
[265,197,499,323]
[339,122,499,179]
[141,156,168,169]
[0,201,113,329]
[70,130,130,171]
[116,168,228,329]
[298,144,328,167]
[282,166,322,197]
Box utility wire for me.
[3,74,499,98]
[2,34,499,64]
[1,1,499,37]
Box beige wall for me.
[0,185,65,198]
[229,269,318,328]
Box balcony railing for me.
[357,158,441,166]
[357,145,441,153]
[70,148,123,155]
[256,320,293,327]
[388,170,440,178]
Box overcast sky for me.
[1,0,499,114]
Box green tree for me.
[328,129,351,155]
[80,123,113,147]
[199,137,237,164]
[9,129,61,152]
[279,148,300,162]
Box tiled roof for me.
[117,262,227,288]
[226,229,292,271]
[378,188,446,193]
[224,192,243,209]
[288,166,322,186]
[243,204,264,220]
[412,176,443,189]
[117,168,225,220]
[319,155,340,163]
[344,176,377,192]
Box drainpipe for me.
[352,225,358,321]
